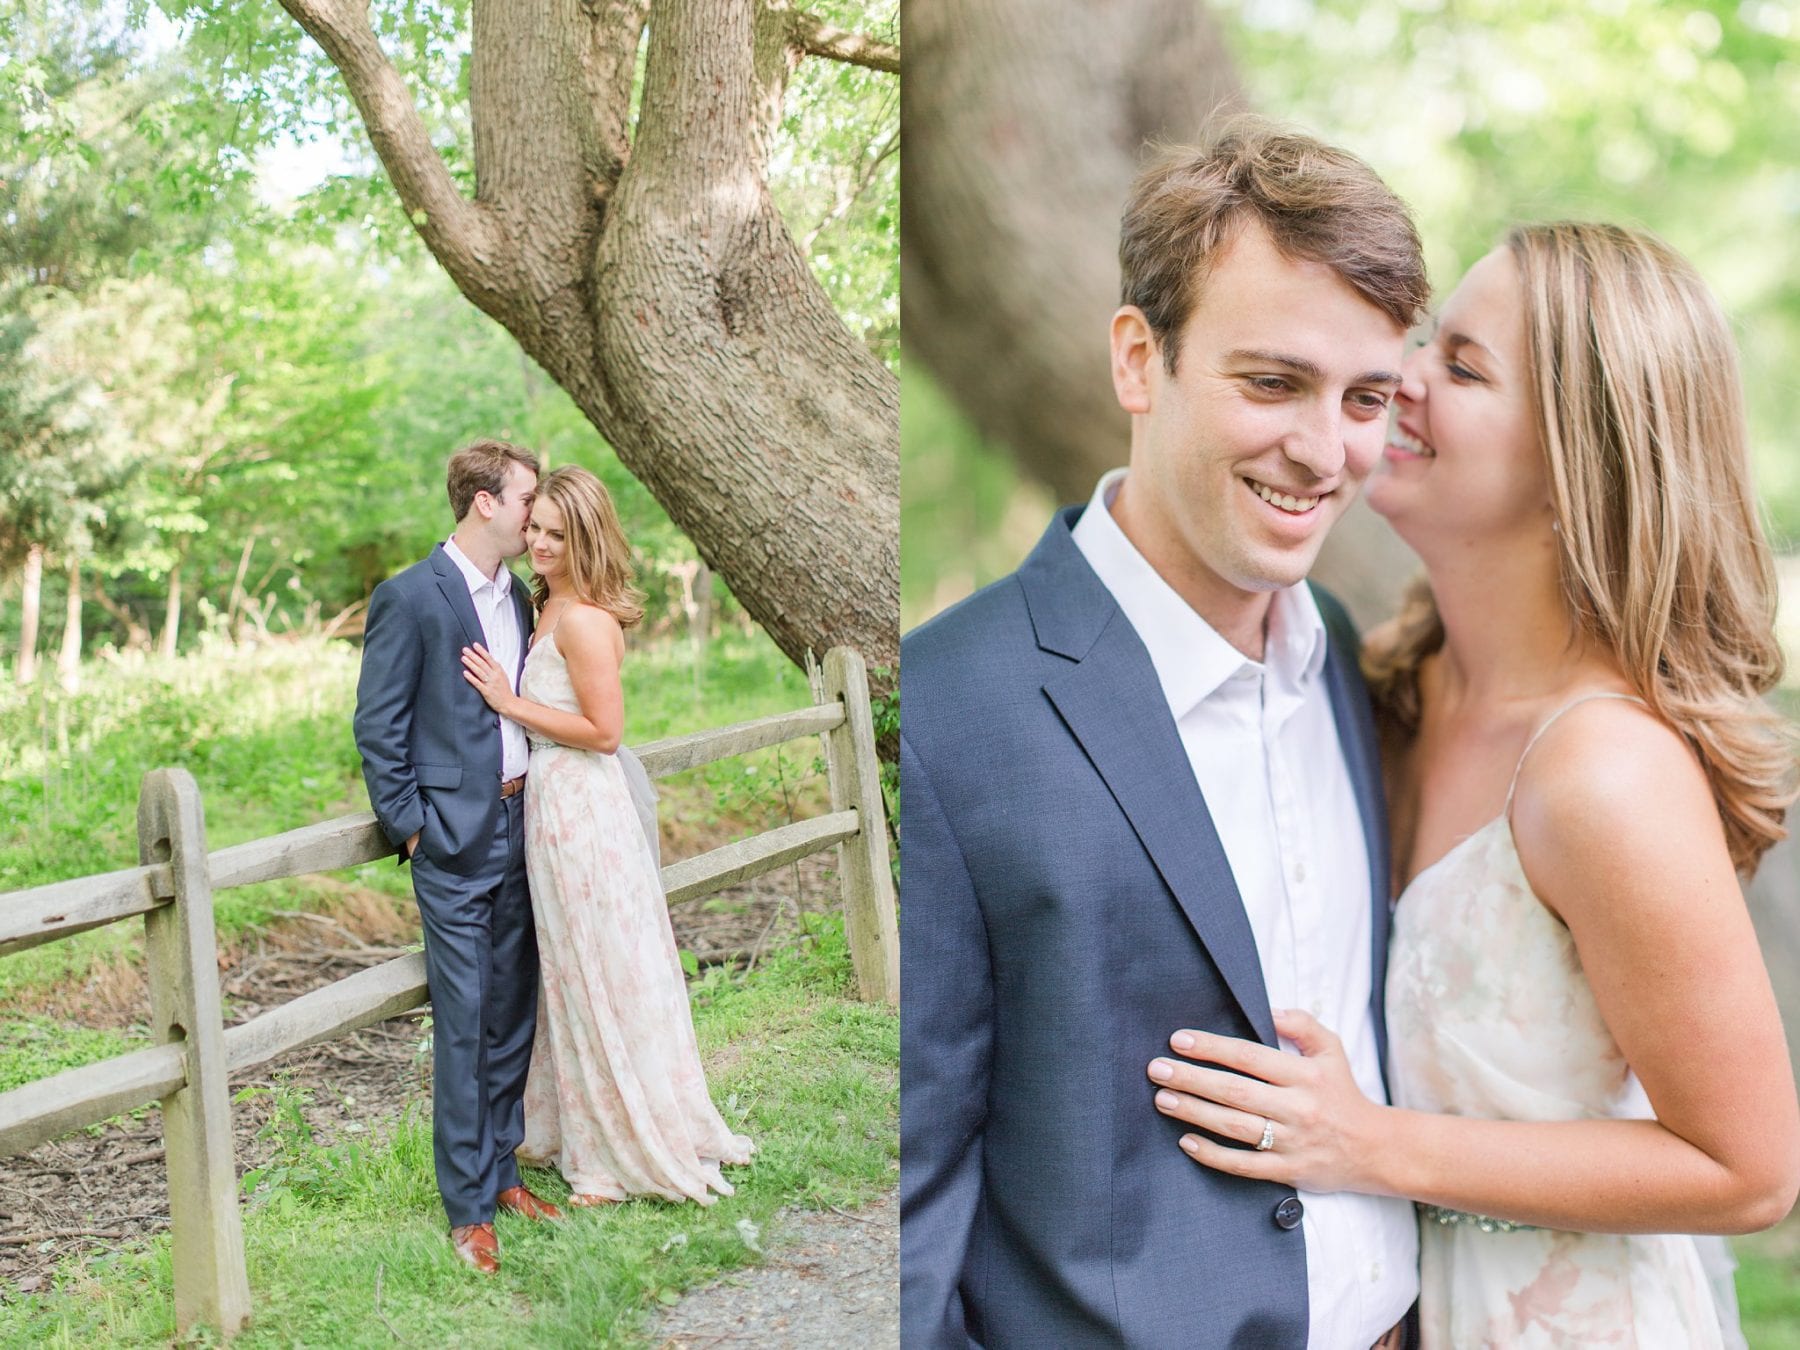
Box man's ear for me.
[1111,307,1156,415]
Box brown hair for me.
[446,439,540,522]
[1365,222,1796,873]
[530,465,645,629]
[1120,116,1431,372]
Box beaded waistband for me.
[1419,1203,1540,1233]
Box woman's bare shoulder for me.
[1510,696,1724,914]
[557,601,625,659]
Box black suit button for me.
[1274,1196,1304,1230]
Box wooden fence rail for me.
[0,645,896,1339]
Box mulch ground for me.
[0,850,836,1296]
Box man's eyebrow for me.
[1226,348,1402,388]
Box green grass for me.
[0,924,898,1347]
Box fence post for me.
[138,769,251,1338]
[819,648,899,1005]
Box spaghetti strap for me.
[1503,691,1647,815]
[535,599,570,648]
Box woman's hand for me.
[1147,1009,1385,1194]
[461,643,516,717]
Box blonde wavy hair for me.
[529,465,645,629]
[1365,221,1796,873]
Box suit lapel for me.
[511,575,533,685]
[430,545,486,650]
[1022,511,1277,1049]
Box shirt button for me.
[1371,1260,1382,1282]
[1273,1196,1303,1230]
[1293,861,1307,883]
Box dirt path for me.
[648,1191,898,1349]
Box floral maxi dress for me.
[514,628,753,1203]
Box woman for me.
[462,465,753,1207]
[1146,223,1800,1346]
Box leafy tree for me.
[166,0,901,679]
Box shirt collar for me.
[1070,468,1327,718]
[443,536,505,597]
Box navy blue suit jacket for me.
[899,509,1392,1348]
[353,545,534,876]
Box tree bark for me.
[17,543,42,685]
[276,0,899,681]
[160,560,182,660]
[904,0,1419,628]
[56,555,81,692]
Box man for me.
[354,439,562,1274]
[900,121,1432,1346]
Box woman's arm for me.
[462,605,625,753]
[1150,699,1800,1235]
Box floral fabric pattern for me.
[1387,812,1722,1349]
[514,632,753,1203]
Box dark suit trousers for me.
[409,792,537,1227]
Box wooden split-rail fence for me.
[0,646,898,1339]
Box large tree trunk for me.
[17,543,42,685]
[56,555,80,692]
[277,0,901,681]
[904,0,1418,628]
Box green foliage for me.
[0,0,229,289]
[235,1078,375,1209]
[900,362,1057,630]
[769,0,900,368]
[868,665,899,881]
[1734,1220,1800,1346]
[0,298,97,569]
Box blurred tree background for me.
[0,0,898,686]
[902,0,1800,632]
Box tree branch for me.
[471,0,607,208]
[274,0,511,309]
[578,0,651,187]
[790,10,899,73]
[801,118,898,251]
[280,0,612,419]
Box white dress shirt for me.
[442,537,529,781]
[1073,469,1418,1349]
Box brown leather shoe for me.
[451,1222,500,1274]
[497,1184,564,1222]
